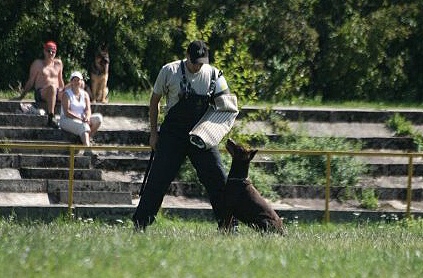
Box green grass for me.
[106,90,151,104]
[245,99,423,109]
[0,90,20,100]
[0,90,151,104]
[1,215,422,278]
[4,89,423,109]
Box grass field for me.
[4,89,423,109]
[1,215,422,278]
[1,90,423,277]
[0,89,151,104]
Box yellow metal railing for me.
[256,149,422,222]
[1,143,421,221]
[1,143,151,216]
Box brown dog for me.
[221,138,285,234]
[89,45,109,103]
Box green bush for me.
[386,113,423,150]
[360,188,379,210]
[273,136,366,187]
[386,113,414,136]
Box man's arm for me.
[149,92,161,150]
[17,60,40,100]
[56,59,65,89]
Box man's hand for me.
[149,132,159,150]
[9,82,26,100]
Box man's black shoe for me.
[47,118,59,129]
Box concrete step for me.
[274,184,423,201]
[93,155,149,171]
[0,153,91,168]
[2,132,415,152]
[237,120,417,150]
[0,178,134,205]
[56,190,132,205]
[4,149,423,181]
[94,130,148,145]
[252,155,423,176]
[0,100,149,119]
[366,163,423,176]
[90,103,149,118]
[240,106,423,123]
[0,112,148,131]
[0,113,48,127]
[93,153,423,175]
[0,127,149,145]
[0,140,95,155]
[0,190,132,205]
[264,134,417,150]
[19,167,102,180]
[1,177,422,202]
[0,178,139,195]
[1,177,423,210]
[4,100,423,124]
[0,178,46,192]
[0,126,79,142]
[7,146,423,174]
[46,179,134,194]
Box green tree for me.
[312,1,422,102]
[1,0,423,104]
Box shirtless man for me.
[18,41,64,128]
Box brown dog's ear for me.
[249,149,258,160]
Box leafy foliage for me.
[386,113,423,150]
[214,39,264,104]
[312,1,423,101]
[386,113,415,136]
[360,188,379,210]
[273,135,366,187]
[1,1,422,103]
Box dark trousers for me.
[132,120,227,228]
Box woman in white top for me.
[60,71,103,148]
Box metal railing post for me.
[68,146,76,217]
[325,153,331,223]
[406,155,413,219]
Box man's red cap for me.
[44,41,57,51]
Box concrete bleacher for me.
[0,100,151,206]
[1,99,423,221]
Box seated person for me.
[60,71,102,153]
[19,41,65,128]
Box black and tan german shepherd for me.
[89,44,109,103]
